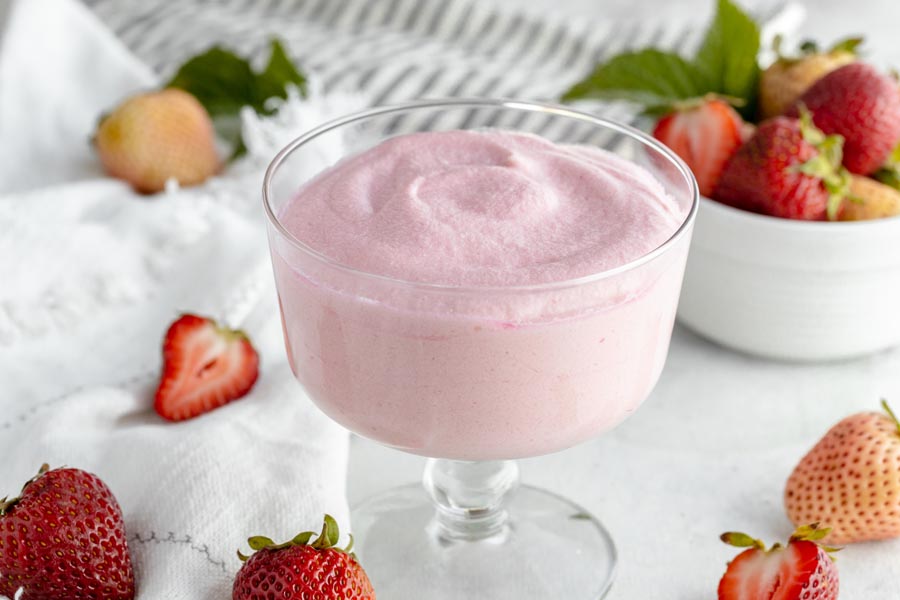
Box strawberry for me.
[233,515,375,600]
[0,464,134,599]
[714,111,850,220]
[789,62,900,175]
[154,313,259,422]
[718,524,838,600]
[652,98,745,197]
[839,175,900,221]
[758,37,860,119]
[785,400,900,544]
[94,89,220,194]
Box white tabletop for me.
[346,4,900,596]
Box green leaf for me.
[166,47,258,119]
[693,0,761,113]
[165,38,308,159]
[255,39,308,110]
[562,49,709,106]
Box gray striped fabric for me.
[84,0,788,120]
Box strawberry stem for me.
[882,399,900,435]
[0,463,50,517]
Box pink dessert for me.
[270,130,691,460]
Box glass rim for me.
[262,98,700,293]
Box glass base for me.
[352,482,617,599]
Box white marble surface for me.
[348,2,900,597]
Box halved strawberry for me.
[718,524,839,600]
[652,97,745,197]
[154,313,259,421]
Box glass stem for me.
[422,459,520,542]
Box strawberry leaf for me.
[561,49,709,106]
[166,47,257,119]
[693,0,760,115]
[255,39,308,109]
[562,0,761,119]
[166,38,308,160]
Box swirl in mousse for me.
[270,129,689,460]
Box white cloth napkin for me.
[0,0,363,597]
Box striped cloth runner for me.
[84,0,791,122]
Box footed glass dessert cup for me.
[264,99,698,599]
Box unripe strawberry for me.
[839,175,900,221]
[758,38,859,119]
[785,400,900,544]
[94,89,220,193]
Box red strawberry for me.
[789,62,900,175]
[714,111,850,220]
[652,98,745,197]
[0,465,134,599]
[233,515,375,600]
[154,313,259,421]
[785,400,900,544]
[718,524,838,600]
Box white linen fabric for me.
[0,0,363,598]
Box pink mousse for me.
[271,129,691,460]
[279,130,683,287]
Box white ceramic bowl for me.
[677,197,900,361]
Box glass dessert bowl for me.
[263,99,698,599]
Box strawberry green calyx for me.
[237,514,354,562]
[206,316,250,343]
[722,524,839,557]
[790,522,831,543]
[779,35,863,63]
[0,463,50,516]
[874,142,900,190]
[882,399,900,436]
[664,93,747,115]
[793,105,853,220]
[720,531,766,551]
[790,523,842,556]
